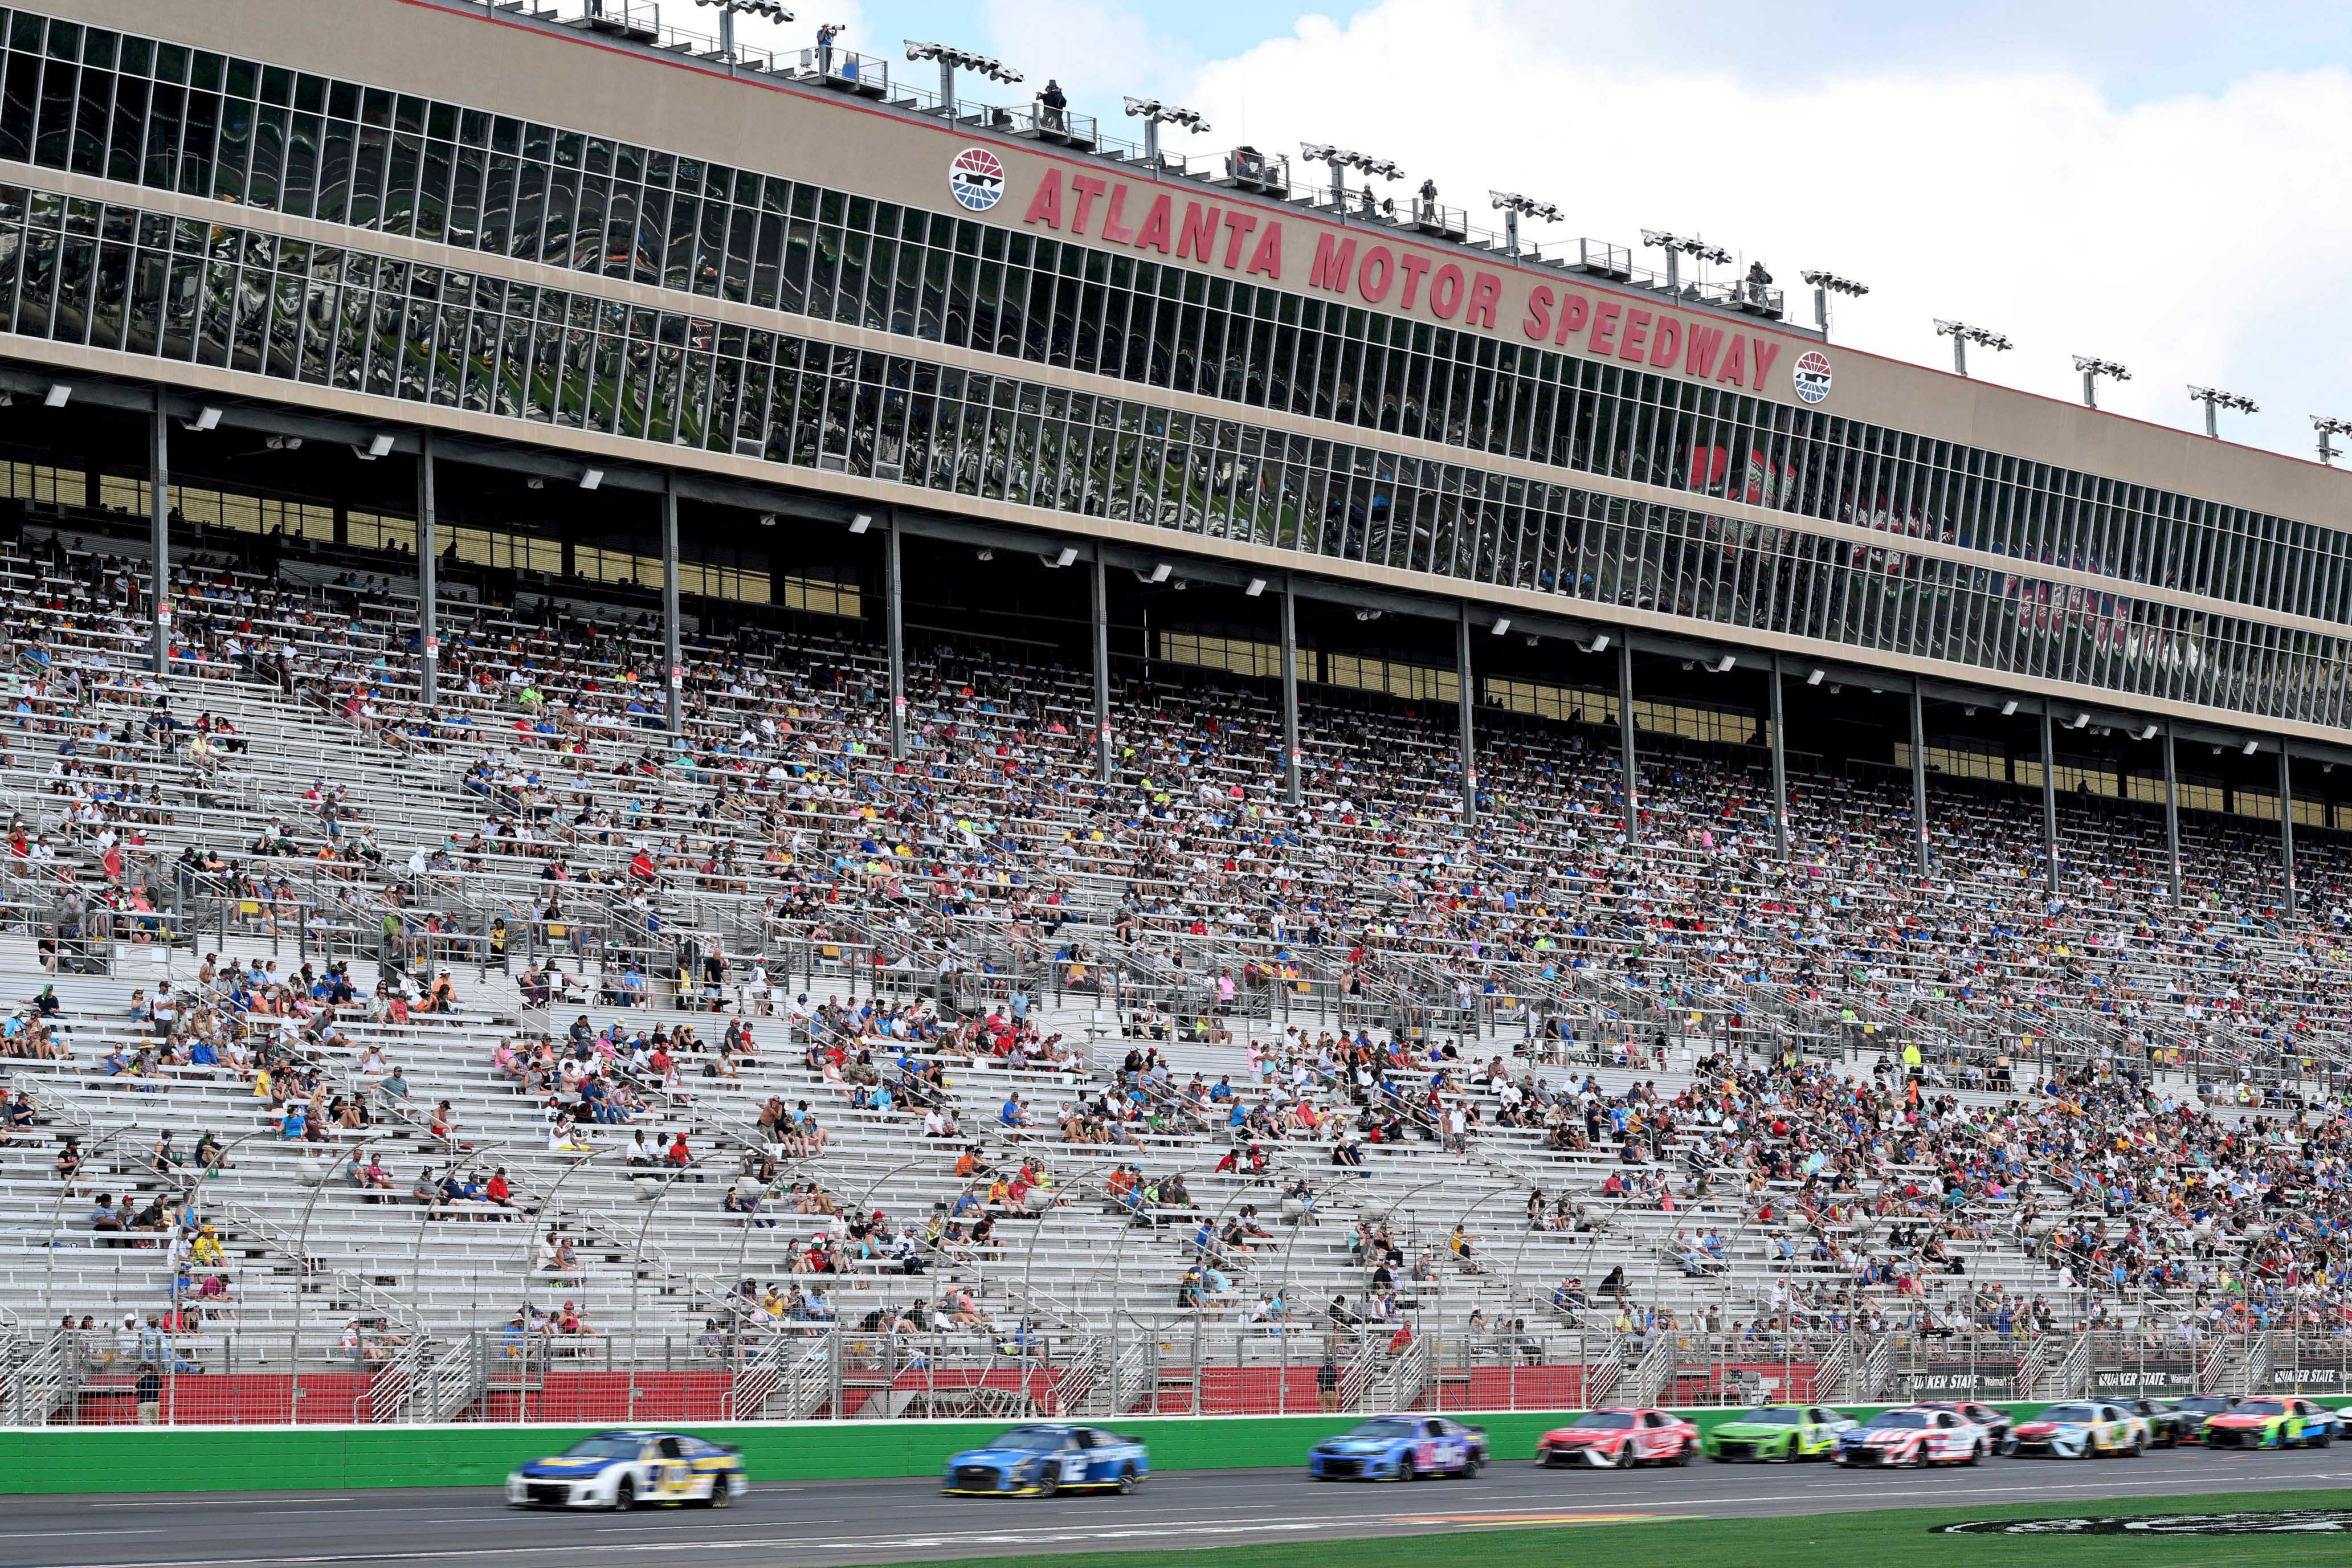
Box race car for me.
[1535,1408,1698,1468]
[2163,1393,2241,1444]
[2094,1394,2191,1448]
[1308,1415,1487,1480]
[2009,1401,2150,1459]
[506,1431,746,1510]
[2198,1397,2337,1451]
[942,1424,1149,1496]
[1832,1406,1991,1468]
[1700,1405,1855,1463]
[1918,1399,2018,1455]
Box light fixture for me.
[1245,577,1267,597]
[758,513,777,528]
[1170,578,1189,592]
[579,468,604,492]
[2071,356,2131,410]
[1934,320,2011,378]
[1300,143,1403,210]
[1800,270,1870,336]
[2188,385,2258,439]
[849,513,873,534]
[190,406,222,432]
[1586,634,1610,654]
[1491,616,1511,636]
[525,476,545,491]
[366,432,395,458]
[1490,192,1562,257]
[975,548,994,562]
[266,434,303,451]
[1639,230,1733,293]
[2314,415,2352,466]
[2243,738,2259,756]
[2000,699,2019,716]
[1807,669,1825,688]
[1051,546,1078,568]
[1712,654,1736,673]
[43,383,68,408]
[2071,713,2090,730]
[2139,724,2159,741]
[1145,562,1170,584]
[1124,97,1210,164]
[905,39,1021,113]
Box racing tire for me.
[1962,1442,1983,1467]
[2312,1431,2333,1450]
[1399,1457,1418,1483]
[2125,1438,2143,1459]
[1466,1453,1484,1477]
[612,1477,636,1513]
[703,1479,733,1509]
[1670,1440,1693,1467]
[1998,1434,2018,1457]
[1116,1468,1140,1495]
[1035,1472,1060,1499]
[1614,1444,1636,1470]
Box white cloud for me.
[1169,0,2352,460]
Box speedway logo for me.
[1941,1509,2352,1536]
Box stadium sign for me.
[949,148,1008,213]
[1015,166,1806,399]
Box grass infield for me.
[846,1485,2352,1568]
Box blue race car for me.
[506,1431,745,1510]
[942,1424,1150,1496]
[1308,1415,1488,1480]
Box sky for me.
[705,1,2352,464]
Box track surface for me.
[9,1449,2352,1568]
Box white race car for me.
[2010,1401,2150,1459]
[507,1431,748,1510]
[1832,1406,1991,1468]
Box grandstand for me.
[0,0,2348,1429]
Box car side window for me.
[657,1438,683,1459]
[1072,1430,1097,1450]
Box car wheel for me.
[2125,1438,2143,1459]
[612,1477,636,1513]
[1614,1444,1636,1469]
[1467,1452,1484,1477]
[1671,1440,1693,1467]
[1963,1442,1982,1467]
[1116,1468,1139,1494]
[1035,1472,1059,1498]
[1998,1435,2018,1457]
[1399,1456,1418,1483]
[705,1477,732,1509]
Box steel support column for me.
[416,431,438,710]
[1456,605,1476,827]
[1909,683,1929,878]
[1279,577,1302,808]
[2163,724,2182,908]
[886,518,906,760]
[2040,703,2059,896]
[661,471,681,733]
[1768,653,1789,860]
[2280,746,2298,917]
[149,388,169,676]
[1619,641,1638,845]
[1091,547,1110,783]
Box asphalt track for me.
[8,1448,2352,1568]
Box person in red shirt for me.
[486,1168,512,1207]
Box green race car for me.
[1701,1405,1856,1462]
[2198,1397,2337,1451]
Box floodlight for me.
[191,406,222,432]
[579,468,605,492]
[366,432,395,458]
[1934,320,2011,377]
[43,384,68,408]
[849,512,873,534]
[1490,617,1511,636]
[1245,577,1267,597]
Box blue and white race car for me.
[942,1424,1150,1496]
[506,1431,746,1510]
[1308,1415,1488,1480]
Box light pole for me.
[1122,97,1210,169]
[1935,320,2011,378]
[1640,230,1732,296]
[905,40,1022,116]
[2072,356,2130,410]
[1300,143,1402,216]
[1800,270,1868,337]
[691,1,791,62]
[2314,416,2352,467]
[1490,191,1562,259]
[2187,385,2258,439]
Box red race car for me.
[1534,1408,1698,1468]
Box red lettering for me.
[1430,263,1466,320]
[1022,169,1064,229]
[1099,184,1136,244]
[1749,339,1783,391]
[1132,193,1172,254]
[1176,202,1220,262]
[1683,324,1723,379]
[1244,222,1282,277]
[1068,175,1106,236]
[1397,252,1432,310]
[1308,232,1357,293]
[1357,245,1395,303]
[1619,308,1652,361]
[1551,292,1590,346]
[1524,285,1555,341]
[1590,300,1623,356]
[1649,314,1681,368]
[1716,334,1747,385]
[1466,271,1502,329]
[1220,211,1259,270]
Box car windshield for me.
[1346,1419,1422,1439]
[2175,1397,2232,1412]
[2234,1400,2287,1416]
[1864,1412,1929,1430]
[1736,1407,1801,1425]
[561,1437,644,1459]
[2039,1404,2098,1423]
[1569,1412,1634,1430]
[989,1428,1069,1452]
